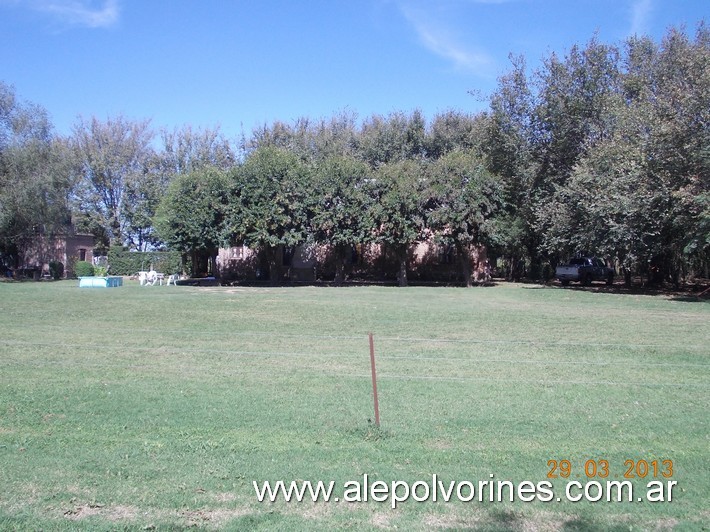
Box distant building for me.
[17,224,94,279]
[217,239,489,284]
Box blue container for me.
[78,276,123,288]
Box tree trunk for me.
[209,251,219,280]
[333,244,347,286]
[457,243,472,287]
[267,246,281,286]
[507,255,523,281]
[110,211,121,245]
[397,246,408,287]
[190,250,199,277]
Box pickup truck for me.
[556,257,614,286]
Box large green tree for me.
[154,167,229,276]
[225,146,312,284]
[536,25,709,285]
[122,125,237,252]
[0,82,72,266]
[121,165,164,252]
[71,115,154,247]
[484,54,537,279]
[372,158,428,286]
[309,154,375,284]
[643,25,710,283]
[532,38,622,189]
[536,110,657,285]
[427,150,504,286]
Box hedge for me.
[74,261,95,277]
[107,247,182,276]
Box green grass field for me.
[0,280,708,530]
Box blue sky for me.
[1,0,707,141]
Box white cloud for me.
[398,2,495,75]
[19,0,120,28]
[629,0,653,36]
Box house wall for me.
[64,234,95,277]
[216,240,490,284]
[19,231,94,278]
[217,245,259,280]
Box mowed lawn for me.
[0,280,707,530]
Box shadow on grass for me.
[222,278,501,289]
[227,511,324,531]
[477,509,519,531]
[562,515,633,531]
[669,295,710,303]
[471,510,636,532]
[545,281,710,302]
[343,423,394,442]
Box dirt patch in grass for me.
[371,510,395,528]
[422,509,573,531]
[211,491,238,503]
[424,511,482,529]
[300,503,333,520]
[60,502,250,529]
[425,438,453,451]
[198,287,250,294]
[279,500,363,522]
[423,509,685,532]
[63,503,140,521]
[652,518,680,530]
[180,508,251,528]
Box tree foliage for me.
[154,167,229,275]
[121,166,164,252]
[0,82,72,264]
[309,154,375,284]
[3,23,707,286]
[160,124,235,175]
[427,150,504,285]
[488,24,709,284]
[372,159,428,286]
[357,110,427,167]
[225,146,312,283]
[71,115,154,247]
[121,125,237,252]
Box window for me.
[79,249,86,261]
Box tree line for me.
[1,24,707,287]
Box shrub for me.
[74,261,95,277]
[528,262,543,281]
[48,261,64,280]
[94,266,108,277]
[542,263,553,282]
[107,247,182,275]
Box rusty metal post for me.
[369,332,380,427]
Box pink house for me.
[217,240,489,285]
[18,225,94,279]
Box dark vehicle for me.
[556,257,614,286]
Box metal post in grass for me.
[369,332,380,427]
